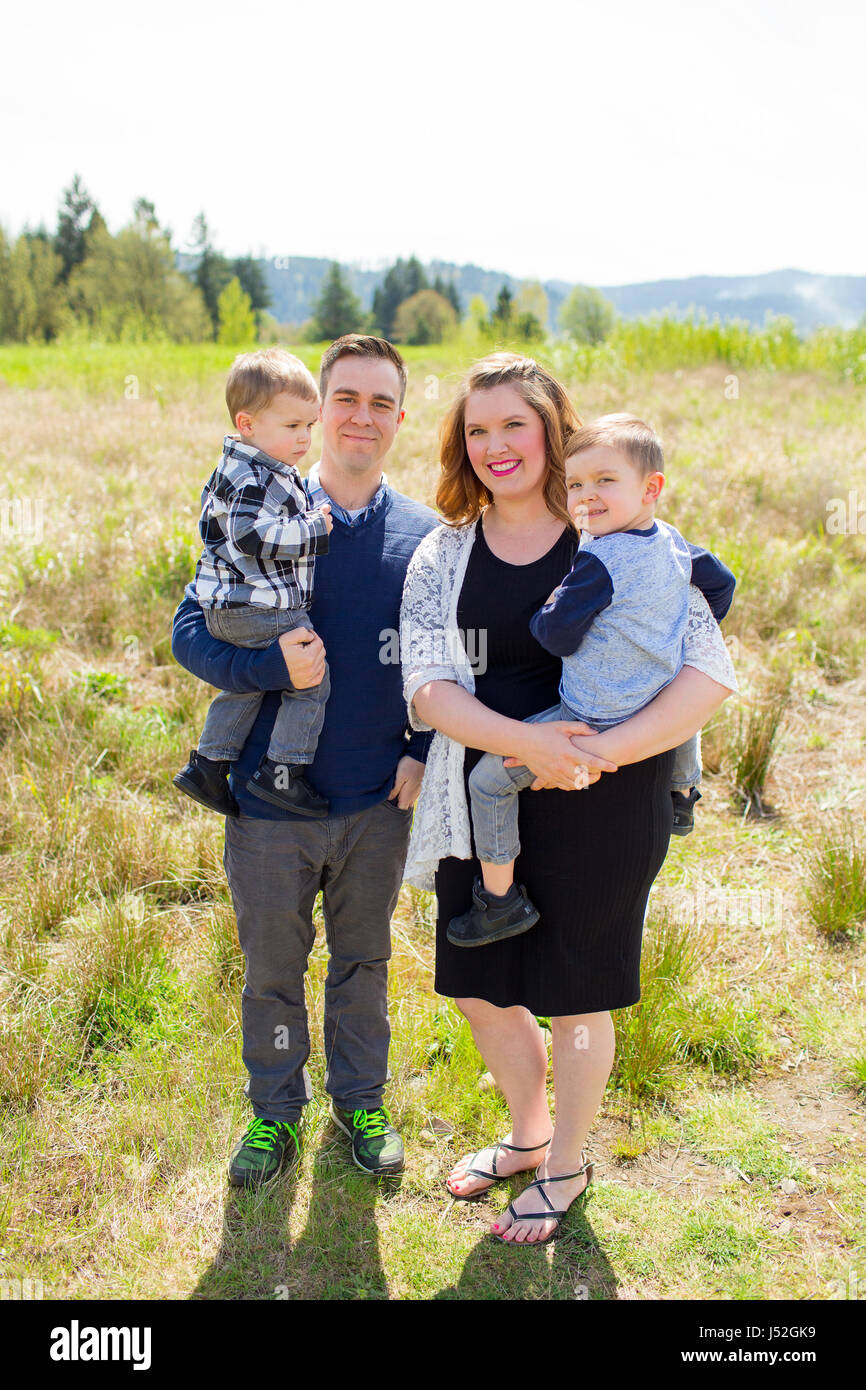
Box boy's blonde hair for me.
[564,413,664,477]
[226,349,319,425]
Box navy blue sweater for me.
[171,485,437,819]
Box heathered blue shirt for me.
[172,478,437,819]
[530,521,735,728]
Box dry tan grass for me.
[0,360,864,1301]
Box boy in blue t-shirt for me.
[448,413,735,949]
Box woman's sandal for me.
[446,1136,552,1201]
[491,1151,594,1244]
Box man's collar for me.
[306,461,389,520]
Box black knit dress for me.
[433,521,674,1016]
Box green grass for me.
[2,312,866,404]
[684,1093,807,1183]
[731,664,793,814]
[670,991,766,1077]
[803,814,866,937]
[611,908,708,1105]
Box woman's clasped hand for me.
[502,719,616,792]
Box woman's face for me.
[464,385,548,505]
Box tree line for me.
[310,260,615,347]
[0,177,618,347]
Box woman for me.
[400,354,736,1245]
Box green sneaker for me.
[330,1103,404,1175]
[228,1116,301,1188]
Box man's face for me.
[319,356,405,475]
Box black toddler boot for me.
[173,750,240,817]
[247,757,329,816]
[671,787,702,836]
[447,878,540,948]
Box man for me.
[172,336,437,1185]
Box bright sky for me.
[4,0,864,286]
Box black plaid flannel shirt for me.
[192,436,329,610]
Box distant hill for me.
[178,255,866,334]
[598,270,866,334]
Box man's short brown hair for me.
[319,334,408,408]
[225,349,319,426]
[564,413,664,477]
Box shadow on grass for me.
[432,1181,619,1301]
[191,1120,390,1301]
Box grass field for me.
[0,338,864,1301]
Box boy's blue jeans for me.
[670,732,701,791]
[469,703,702,867]
[198,604,329,766]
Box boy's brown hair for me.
[319,334,408,408]
[225,349,319,426]
[564,413,664,477]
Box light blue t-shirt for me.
[530,520,692,728]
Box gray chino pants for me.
[223,798,413,1123]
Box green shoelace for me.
[244,1117,296,1151]
[352,1108,391,1138]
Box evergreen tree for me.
[404,255,427,298]
[430,274,460,316]
[492,283,514,328]
[514,311,543,341]
[373,259,407,337]
[189,213,233,337]
[54,175,100,281]
[372,257,430,337]
[311,262,365,340]
[231,255,271,319]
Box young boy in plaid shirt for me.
[174,349,334,818]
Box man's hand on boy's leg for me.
[279,627,326,689]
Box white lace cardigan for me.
[400,521,738,892]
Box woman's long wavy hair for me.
[436,353,581,527]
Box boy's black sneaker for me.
[447,878,540,948]
[671,787,702,836]
[228,1116,301,1188]
[330,1104,404,1176]
[173,750,239,816]
[247,757,329,816]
